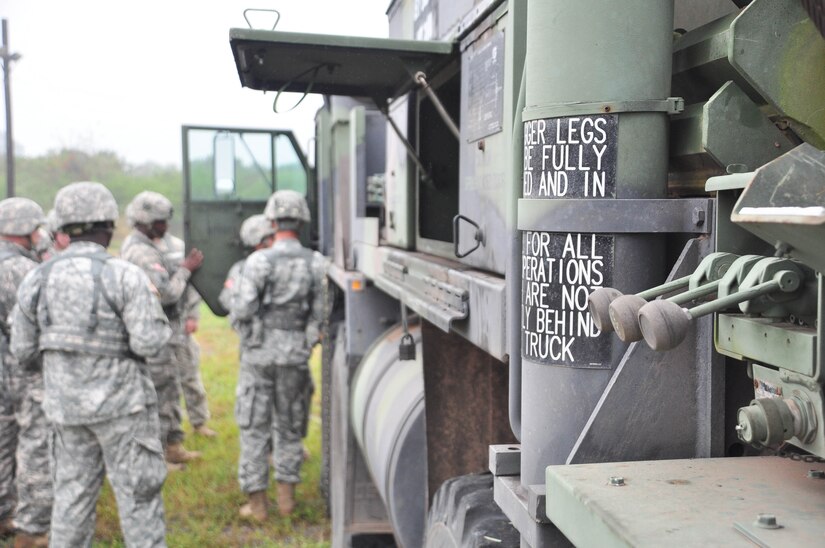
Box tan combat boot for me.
[166,442,202,464]
[277,482,296,516]
[14,532,49,548]
[0,517,14,537]
[193,424,217,438]
[239,490,268,522]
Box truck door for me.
[182,125,313,315]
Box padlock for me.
[398,333,416,361]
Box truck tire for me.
[802,0,825,38]
[426,474,519,548]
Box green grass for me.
[90,306,330,547]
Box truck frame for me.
[184,1,825,545]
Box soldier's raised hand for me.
[182,248,204,272]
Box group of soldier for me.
[0,182,323,546]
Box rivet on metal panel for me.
[807,469,825,479]
[609,476,625,486]
[754,514,782,530]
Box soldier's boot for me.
[239,490,268,522]
[166,442,202,464]
[13,532,49,548]
[277,482,296,516]
[0,518,14,538]
[193,424,217,438]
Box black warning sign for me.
[521,231,614,368]
[523,115,617,199]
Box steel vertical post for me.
[518,0,674,485]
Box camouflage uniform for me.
[156,234,210,430]
[10,182,171,547]
[121,193,191,450]
[232,196,326,492]
[0,198,52,538]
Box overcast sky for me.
[0,0,389,166]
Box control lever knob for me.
[587,288,623,333]
[638,300,691,351]
[608,295,648,342]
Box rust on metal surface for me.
[422,319,517,501]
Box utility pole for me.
[1,19,21,198]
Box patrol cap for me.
[0,197,46,236]
[126,191,174,226]
[263,190,310,223]
[53,182,119,228]
[240,214,276,247]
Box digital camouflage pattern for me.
[263,190,311,223]
[158,233,210,429]
[10,239,171,546]
[0,198,45,236]
[125,191,173,227]
[51,408,166,547]
[0,240,39,526]
[218,260,244,315]
[236,363,313,488]
[52,182,119,228]
[232,237,327,488]
[121,230,192,446]
[0,237,51,535]
[239,214,275,248]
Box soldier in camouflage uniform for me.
[156,232,215,438]
[37,210,70,262]
[0,198,49,547]
[10,182,171,547]
[232,191,326,519]
[218,214,275,314]
[121,191,203,467]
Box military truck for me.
[183,0,825,545]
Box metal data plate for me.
[546,457,825,547]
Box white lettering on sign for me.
[521,231,614,368]
[523,115,617,199]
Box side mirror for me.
[213,131,236,196]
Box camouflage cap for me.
[239,214,275,247]
[0,197,46,236]
[126,191,174,226]
[264,190,310,222]
[54,182,119,227]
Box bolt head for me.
[807,469,825,479]
[609,476,625,486]
[692,207,706,226]
[754,513,781,529]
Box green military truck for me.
[184,0,825,545]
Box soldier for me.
[218,214,275,314]
[121,191,203,467]
[37,210,70,262]
[9,182,171,547]
[232,191,326,519]
[0,198,49,547]
[155,232,215,438]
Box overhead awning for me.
[230,29,456,104]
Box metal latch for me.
[453,214,484,259]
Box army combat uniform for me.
[10,182,172,547]
[121,230,190,450]
[232,230,326,494]
[156,233,211,432]
[0,198,52,541]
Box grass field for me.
[82,306,331,547]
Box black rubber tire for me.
[426,474,520,548]
[802,0,825,39]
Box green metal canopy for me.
[229,29,456,103]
